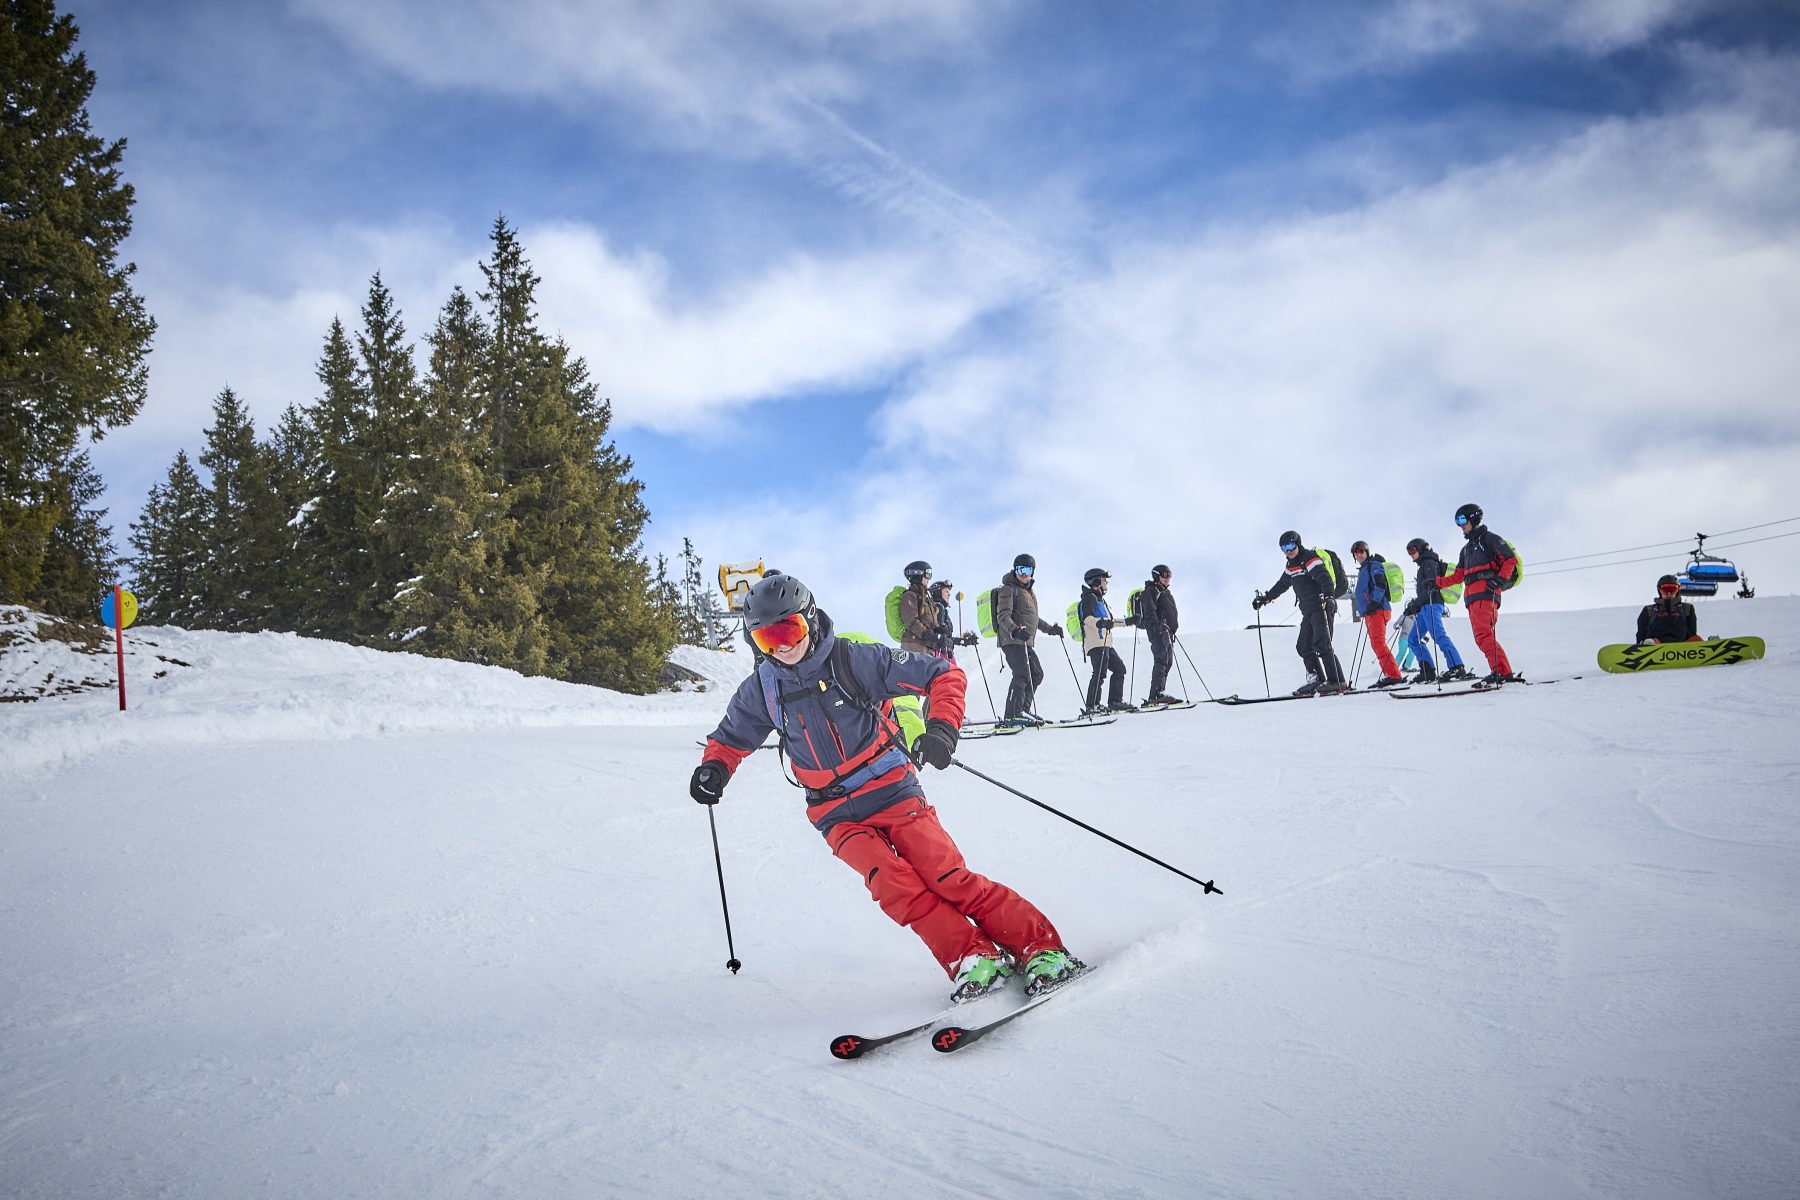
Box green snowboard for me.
[1596,636,1765,673]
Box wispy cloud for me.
[675,60,1800,635]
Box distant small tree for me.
[676,538,707,646]
[128,449,209,626]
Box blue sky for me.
[73,0,1800,638]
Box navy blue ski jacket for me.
[1353,555,1393,617]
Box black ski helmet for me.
[1405,537,1428,556]
[904,559,931,582]
[1084,567,1110,586]
[1278,530,1302,549]
[932,578,953,593]
[743,573,815,631]
[1151,563,1171,578]
[1350,540,1370,556]
[1455,502,1483,527]
[1013,553,1036,571]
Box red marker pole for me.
[114,585,127,711]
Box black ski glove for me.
[960,632,979,646]
[1048,624,1065,638]
[689,761,728,805]
[1251,595,1266,610]
[1403,599,1421,618]
[912,719,958,771]
[1098,618,1114,631]
[1012,626,1031,640]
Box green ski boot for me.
[1023,949,1086,996]
[949,954,1013,1004]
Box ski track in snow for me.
[3,599,1799,1198]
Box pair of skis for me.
[829,965,1095,1060]
[960,714,1118,739]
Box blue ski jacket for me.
[1353,555,1393,617]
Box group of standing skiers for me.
[999,555,1186,723]
[1255,502,1524,695]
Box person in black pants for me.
[1636,574,1700,644]
[1253,531,1346,696]
[1138,565,1180,704]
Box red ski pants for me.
[1365,609,1401,680]
[1468,598,1513,675]
[825,799,1062,977]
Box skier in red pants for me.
[689,573,1083,1002]
[1437,502,1521,683]
[1350,541,1405,687]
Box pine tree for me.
[478,218,675,692]
[31,449,120,618]
[354,273,423,639]
[128,449,209,626]
[265,403,320,631]
[1,1,155,606]
[195,386,286,630]
[386,286,548,671]
[298,319,371,639]
[677,538,707,646]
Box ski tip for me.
[931,1026,970,1053]
[829,1035,868,1060]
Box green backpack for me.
[977,587,999,639]
[1382,560,1406,604]
[1499,536,1524,589]
[1128,587,1145,624]
[1065,601,1082,640]
[884,585,907,642]
[1318,548,1349,598]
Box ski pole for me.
[705,806,742,974]
[1170,640,1191,702]
[951,758,1221,894]
[958,591,1000,720]
[1253,592,1271,698]
[1173,636,1217,702]
[1128,622,1138,703]
[1058,632,1088,710]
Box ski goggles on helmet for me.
[1455,513,1471,526]
[1014,565,1034,578]
[1280,541,1299,553]
[1658,581,1681,596]
[749,611,811,655]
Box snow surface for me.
[3,600,1797,1199]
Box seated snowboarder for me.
[1635,575,1700,644]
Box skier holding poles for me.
[1401,538,1472,683]
[689,573,1083,1002]
[1437,502,1522,684]
[1138,564,1181,706]
[1350,541,1406,688]
[993,553,1064,723]
[1251,532,1347,696]
[1077,568,1135,715]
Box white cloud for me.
[1259,0,1715,81]
[667,75,1800,644]
[292,0,1009,147]
[527,223,1010,433]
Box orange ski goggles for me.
[750,612,812,655]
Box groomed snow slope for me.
[3,600,1797,1199]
